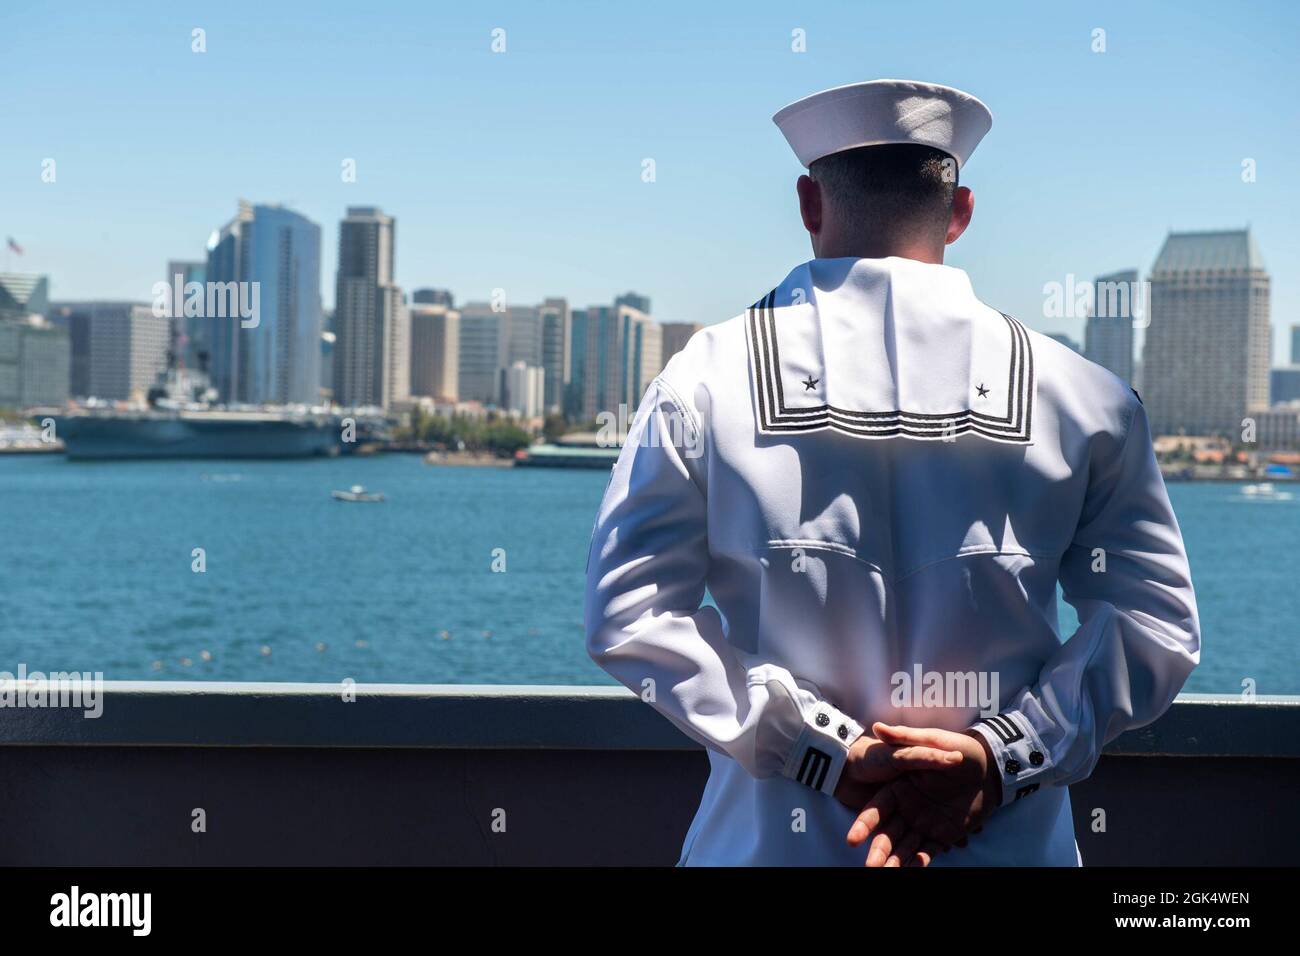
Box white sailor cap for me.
[773,79,993,169]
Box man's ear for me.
[945,186,974,245]
[797,174,822,236]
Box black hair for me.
[808,143,957,236]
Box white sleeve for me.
[969,398,1200,805]
[584,377,864,796]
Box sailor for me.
[584,79,1199,866]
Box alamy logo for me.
[0,665,103,718]
[890,665,1000,717]
[152,273,261,328]
[50,886,151,936]
[595,401,702,459]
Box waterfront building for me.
[457,302,508,405]
[412,288,454,308]
[575,303,662,422]
[1270,367,1300,405]
[205,202,323,405]
[0,316,69,407]
[1083,268,1137,382]
[1143,229,1270,437]
[409,303,459,401]
[614,291,651,314]
[504,361,545,419]
[1253,402,1300,450]
[333,207,407,409]
[565,308,589,421]
[539,297,571,412]
[47,302,168,402]
[164,260,207,371]
[0,273,50,321]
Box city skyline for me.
[2,1,1297,364]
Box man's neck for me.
[813,237,945,264]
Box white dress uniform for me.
[583,82,1200,867]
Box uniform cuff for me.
[968,711,1052,807]
[780,702,864,796]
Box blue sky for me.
[2,0,1297,361]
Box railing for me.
[1,684,1297,865]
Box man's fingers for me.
[866,815,907,867]
[887,745,963,771]
[846,785,897,847]
[872,722,956,750]
[888,829,924,867]
[908,841,946,867]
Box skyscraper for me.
[1083,269,1137,382]
[455,301,544,406]
[412,288,454,308]
[565,308,588,420]
[576,302,661,421]
[1291,324,1300,365]
[0,316,69,407]
[333,207,407,409]
[204,202,253,400]
[165,259,207,371]
[457,302,508,404]
[204,202,323,405]
[614,291,651,315]
[1142,229,1270,437]
[409,303,459,401]
[539,297,571,412]
[48,302,168,401]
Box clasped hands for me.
[832,722,1001,867]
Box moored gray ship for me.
[52,367,372,460]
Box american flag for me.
[5,236,22,255]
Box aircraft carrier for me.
[52,367,382,461]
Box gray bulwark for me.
[1,682,1297,757]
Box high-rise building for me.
[1083,269,1137,382]
[565,308,589,420]
[409,303,460,401]
[204,202,323,405]
[539,297,570,412]
[203,202,253,399]
[332,207,407,409]
[623,307,662,411]
[454,301,542,406]
[47,302,168,401]
[660,322,702,364]
[1291,324,1300,365]
[0,316,69,407]
[505,304,542,369]
[615,291,651,315]
[457,302,508,404]
[0,273,50,321]
[1142,229,1270,437]
[503,361,545,419]
[164,260,207,370]
[1270,367,1300,404]
[412,288,454,308]
[576,303,661,422]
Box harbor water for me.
[0,454,1293,693]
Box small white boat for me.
[331,484,385,503]
[1241,482,1293,500]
